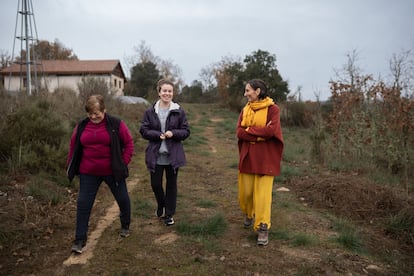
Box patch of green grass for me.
[273,192,306,212]
[295,263,320,276]
[196,199,217,208]
[271,228,291,241]
[215,119,237,136]
[333,230,364,252]
[330,218,365,253]
[275,165,302,183]
[228,161,238,169]
[26,177,63,205]
[271,229,318,247]
[291,233,318,247]
[132,198,153,218]
[38,170,73,188]
[325,156,363,173]
[197,116,211,127]
[282,127,311,163]
[385,207,414,244]
[199,238,221,252]
[183,134,208,147]
[177,213,227,237]
[368,171,401,187]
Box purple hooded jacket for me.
[139,101,190,172]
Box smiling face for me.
[87,107,105,124]
[244,83,260,102]
[158,84,174,105]
[85,95,106,124]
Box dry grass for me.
[1,103,413,276]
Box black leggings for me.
[150,165,178,217]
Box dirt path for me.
[5,103,411,275]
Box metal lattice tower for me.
[10,0,41,95]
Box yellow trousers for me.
[238,173,274,231]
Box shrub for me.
[331,218,365,253]
[0,97,67,174]
[385,206,414,244]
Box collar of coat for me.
[154,100,180,114]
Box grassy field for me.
[2,103,413,275]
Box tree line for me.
[1,39,413,193]
[0,39,290,111]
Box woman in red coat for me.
[236,79,284,246]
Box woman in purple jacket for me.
[67,94,134,254]
[139,79,190,226]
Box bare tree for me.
[124,40,183,91]
[199,64,217,92]
[389,49,414,98]
[332,49,364,93]
[158,59,184,91]
[0,50,12,69]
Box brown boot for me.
[257,223,269,246]
[243,215,253,228]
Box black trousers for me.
[150,164,178,217]
[76,174,131,242]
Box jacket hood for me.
[154,100,180,114]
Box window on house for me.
[114,79,117,87]
[119,80,122,88]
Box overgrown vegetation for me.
[321,51,414,194]
[0,47,413,275]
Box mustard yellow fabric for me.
[240,96,274,128]
[238,172,274,230]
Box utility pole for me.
[12,0,40,95]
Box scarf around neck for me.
[241,97,274,127]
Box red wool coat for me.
[236,104,284,176]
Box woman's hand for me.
[160,131,173,140]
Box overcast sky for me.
[1,0,413,100]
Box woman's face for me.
[159,84,174,104]
[244,83,260,102]
[87,108,105,124]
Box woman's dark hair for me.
[247,79,268,100]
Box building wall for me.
[3,74,124,95]
[110,75,125,96]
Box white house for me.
[0,59,127,96]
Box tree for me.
[158,59,184,91]
[128,61,160,99]
[243,49,289,102]
[331,49,368,97]
[17,39,78,61]
[77,77,111,104]
[0,50,12,69]
[178,80,203,103]
[0,50,12,90]
[215,58,245,110]
[125,41,183,98]
[199,64,217,92]
[388,49,414,98]
[212,50,289,110]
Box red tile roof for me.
[0,60,126,79]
